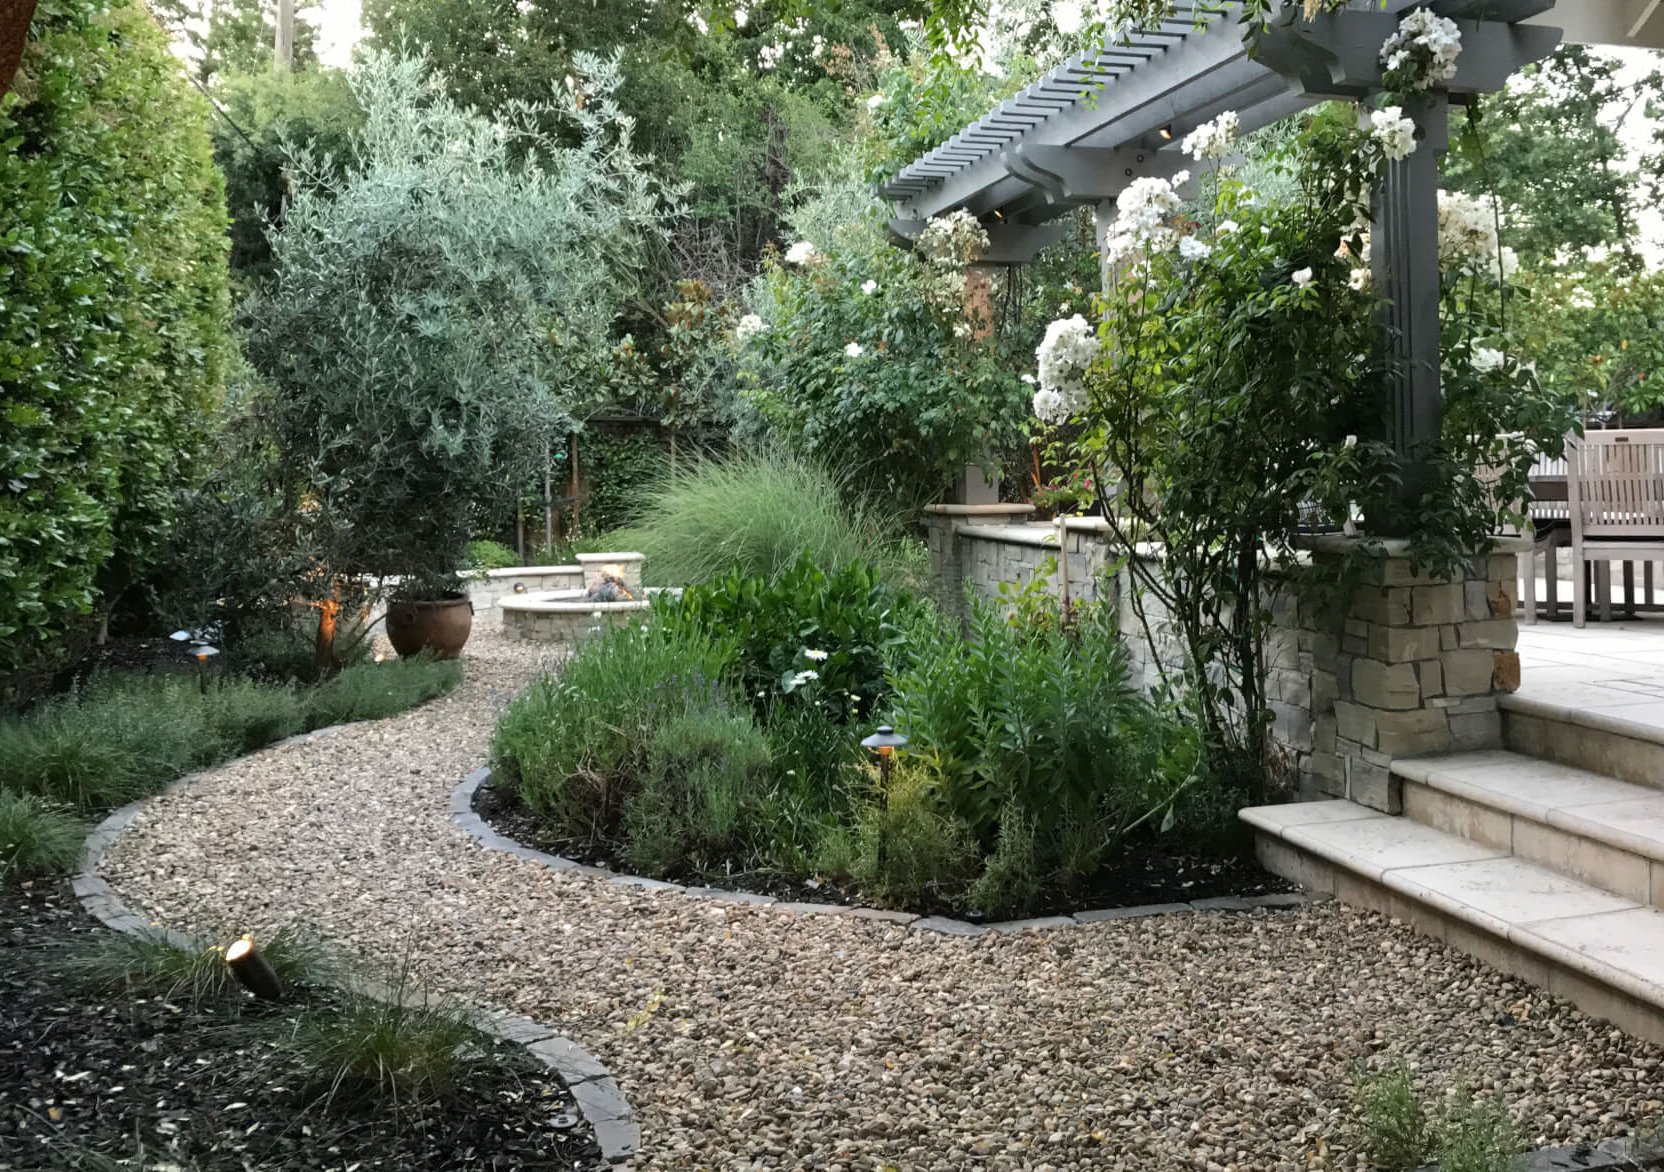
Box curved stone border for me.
[72,726,641,1164]
[453,766,1321,936]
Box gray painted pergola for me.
[882,0,1635,507]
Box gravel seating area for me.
[100,630,1664,1171]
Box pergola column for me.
[1372,94,1449,515]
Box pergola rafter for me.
[882,0,1586,512]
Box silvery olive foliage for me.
[248,50,673,598]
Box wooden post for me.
[1371,93,1449,519]
[542,439,553,555]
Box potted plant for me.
[245,51,668,664]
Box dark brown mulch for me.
[0,879,605,1172]
[473,777,1295,921]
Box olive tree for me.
[247,49,670,661]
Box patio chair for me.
[1568,429,1664,628]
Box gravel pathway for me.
[101,629,1664,1172]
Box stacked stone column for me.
[1278,537,1530,812]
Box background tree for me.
[150,0,321,85]
[246,50,671,657]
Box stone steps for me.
[1396,750,1664,907]
[1242,798,1664,1044]
[1500,693,1664,791]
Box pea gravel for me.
[99,629,1664,1171]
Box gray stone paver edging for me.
[451,766,1322,938]
[74,730,640,1164]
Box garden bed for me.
[0,878,605,1171]
[471,775,1295,919]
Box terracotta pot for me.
[385,593,473,660]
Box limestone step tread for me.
[1501,691,1664,751]
[1394,750,1664,865]
[1242,800,1664,1009]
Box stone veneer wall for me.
[501,601,647,645]
[920,506,1527,812]
[466,566,584,611]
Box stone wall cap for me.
[574,551,645,563]
[923,503,1036,517]
[482,564,581,578]
[1298,534,1534,557]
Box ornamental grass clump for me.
[624,451,908,586]
[0,789,82,884]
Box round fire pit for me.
[499,552,670,646]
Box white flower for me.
[1260,224,1271,236]
[1292,267,1314,288]
[1178,235,1213,261]
[860,279,878,295]
[1343,434,1358,449]
[1380,9,1462,91]
[790,669,819,687]
[734,6,747,26]
[1215,220,1239,237]
[1349,266,1372,293]
[758,41,784,69]
[1437,189,1509,278]
[804,649,829,661]
[1499,245,1519,280]
[1031,386,1069,425]
[735,313,767,343]
[1170,169,1191,188]
[844,341,864,358]
[1104,176,1184,261]
[1370,106,1417,162]
[1020,373,1036,385]
[1051,0,1083,34]
[1471,346,1506,374]
[865,93,885,113]
[784,240,817,265]
[953,321,973,339]
[687,11,709,34]
[1033,314,1096,424]
[1181,110,1241,161]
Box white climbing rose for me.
[1292,267,1315,288]
[784,240,817,265]
[1370,106,1417,162]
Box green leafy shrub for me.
[658,552,926,723]
[464,540,520,572]
[1352,1061,1431,1172]
[204,678,308,757]
[885,599,1201,912]
[305,657,462,727]
[492,625,738,839]
[623,709,774,874]
[737,165,1032,515]
[625,451,911,585]
[0,0,233,674]
[0,789,82,883]
[837,762,978,910]
[1437,1094,1522,1172]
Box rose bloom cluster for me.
[1031,314,1097,424]
[1380,8,1462,90]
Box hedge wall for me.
[0,0,232,670]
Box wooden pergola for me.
[881,0,1648,505]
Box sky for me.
[310,0,360,67]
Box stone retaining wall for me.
[920,506,1526,812]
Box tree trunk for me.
[0,0,38,99]
[313,595,339,674]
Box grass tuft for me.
[289,983,480,1106]
[46,925,338,1006]
[306,654,462,727]
[0,787,83,882]
[1352,1060,1432,1172]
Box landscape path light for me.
[861,725,908,871]
[187,642,218,694]
[224,935,284,1002]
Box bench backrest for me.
[1567,429,1664,540]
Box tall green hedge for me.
[0,0,231,670]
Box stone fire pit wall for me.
[920,506,1528,812]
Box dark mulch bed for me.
[0,879,605,1172]
[473,777,1295,921]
